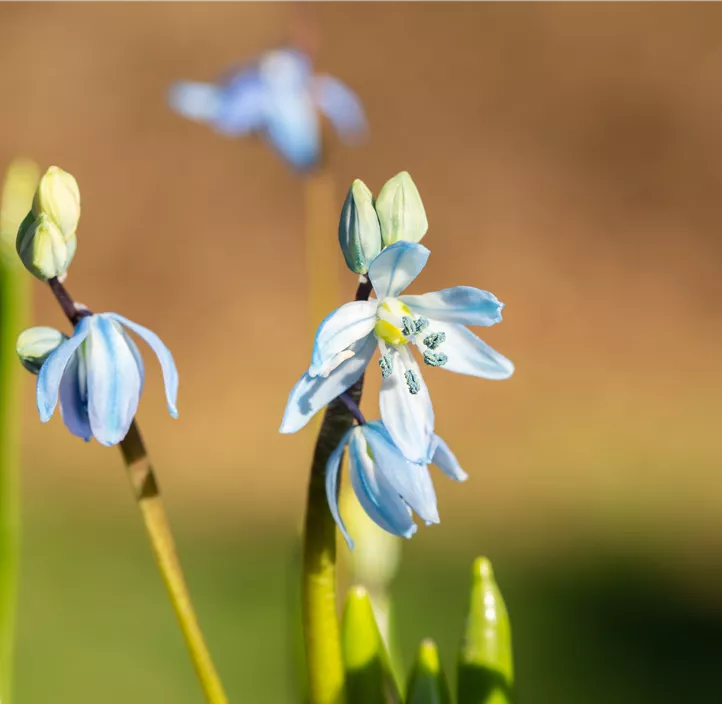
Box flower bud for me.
[16,326,67,374]
[338,179,382,274]
[375,171,428,246]
[16,212,76,280]
[32,166,80,239]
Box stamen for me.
[423,350,448,367]
[401,316,416,337]
[378,353,393,378]
[423,331,446,350]
[414,317,429,333]
[404,369,421,394]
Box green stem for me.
[302,278,372,704]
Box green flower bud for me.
[16,212,77,280]
[16,326,67,374]
[375,171,428,246]
[338,179,383,274]
[406,639,452,704]
[32,165,80,239]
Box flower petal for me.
[168,81,225,125]
[58,351,91,441]
[379,348,434,464]
[311,75,367,140]
[368,241,430,299]
[36,317,92,423]
[432,435,468,482]
[85,316,143,447]
[309,301,378,377]
[105,313,178,418]
[363,422,439,525]
[400,286,504,326]
[265,94,320,171]
[428,321,514,380]
[279,335,376,434]
[348,428,417,542]
[215,69,270,135]
[325,429,354,548]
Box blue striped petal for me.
[215,70,269,136]
[363,422,439,525]
[85,316,143,447]
[280,334,376,434]
[348,428,417,542]
[368,241,430,299]
[265,93,320,170]
[309,301,377,378]
[428,321,514,380]
[432,434,467,482]
[311,75,367,140]
[36,316,92,423]
[400,286,504,327]
[58,349,91,441]
[105,313,178,418]
[325,429,353,548]
[379,349,434,464]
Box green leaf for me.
[341,586,401,704]
[406,638,452,704]
[457,557,514,704]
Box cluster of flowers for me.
[14,166,178,447]
[280,172,514,547]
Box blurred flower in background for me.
[168,47,367,170]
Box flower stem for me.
[302,278,372,704]
[47,278,228,704]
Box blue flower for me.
[36,313,178,447]
[169,48,366,171]
[326,421,467,548]
[280,241,514,464]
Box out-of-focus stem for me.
[47,278,228,704]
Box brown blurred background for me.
[3,3,722,702]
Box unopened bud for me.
[338,179,382,274]
[16,212,76,280]
[16,326,67,374]
[32,166,80,239]
[375,171,428,246]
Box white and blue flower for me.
[169,48,366,171]
[326,421,467,548]
[36,313,178,447]
[280,241,514,464]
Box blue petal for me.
[428,321,514,380]
[36,317,92,423]
[309,301,378,377]
[168,81,224,124]
[368,241,430,299]
[279,335,376,434]
[85,316,143,447]
[58,346,91,441]
[311,75,367,140]
[264,94,320,170]
[400,286,504,327]
[105,313,178,418]
[214,69,269,136]
[363,422,439,525]
[348,428,417,542]
[378,349,434,464]
[432,434,467,482]
[325,429,354,549]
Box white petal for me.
[432,435,467,482]
[325,429,354,549]
[400,286,504,327]
[311,75,367,140]
[379,347,435,464]
[168,81,224,124]
[428,321,514,380]
[368,241,430,299]
[309,301,378,377]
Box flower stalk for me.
[46,277,228,704]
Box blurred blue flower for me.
[326,421,467,548]
[36,313,178,447]
[280,241,514,463]
[169,48,366,171]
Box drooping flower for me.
[326,421,467,548]
[169,48,366,171]
[280,241,514,463]
[34,313,178,447]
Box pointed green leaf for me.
[457,557,514,704]
[342,585,401,704]
[406,638,452,704]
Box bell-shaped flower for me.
[169,48,366,171]
[35,313,178,447]
[326,421,467,548]
[280,241,514,463]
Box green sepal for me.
[457,557,514,704]
[406,638,452,704]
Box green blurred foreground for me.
[16,501,722,703]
